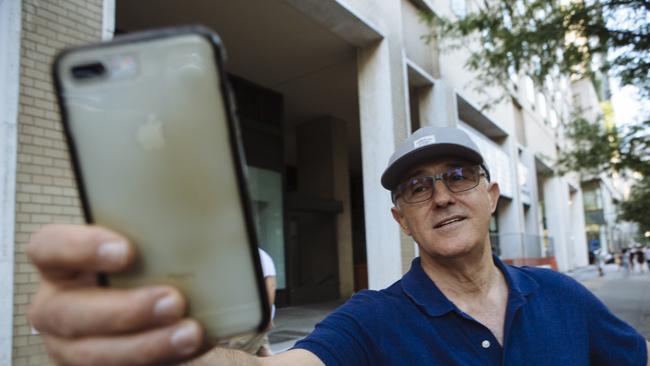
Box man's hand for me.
[27,224,204,366]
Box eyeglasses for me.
[392,165,486,204]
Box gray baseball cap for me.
[381,126,488,190]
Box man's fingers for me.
[29,285,186,338]
[43,319,204,366]
[28,224,135,274]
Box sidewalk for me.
[269,300,343,353]
[567,263,650,338]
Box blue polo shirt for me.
[293,256,647,365]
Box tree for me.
[423,0,649,98]
[422,0,650,235]
[557,116,650,235]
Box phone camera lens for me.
[71,62,106,80]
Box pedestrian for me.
[595,249,605,277]
[26,127,650,365]
[622,248,631,277]
[637,247,646,274]
[645,246,650,274]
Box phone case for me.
[53,26,270,340]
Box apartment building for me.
[2,0,595,364]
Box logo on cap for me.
[413,135,436,148]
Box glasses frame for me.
[392,165,487,204]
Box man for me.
[27,127,649,365]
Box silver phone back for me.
[55,30,266,339]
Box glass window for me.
[582,188,603,211]
[248,166,286,289]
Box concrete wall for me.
[400,0,434,75]
[13,1,104,364]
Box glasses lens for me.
[443,166,480,192]
[401,176,433,203]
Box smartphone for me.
[53,26,269,340]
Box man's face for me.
[390,158,500,260]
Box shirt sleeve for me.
[292,292,377,366]
[578,281,648,366]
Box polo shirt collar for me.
[401,255,539,318]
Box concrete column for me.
[569,188,589,267]
[296,117,355,298]
[102,0,116,40]
[497,137,527,258]
[0,0,21,363]
[430,79,459,127]
[331,120,354,298]
[357,40,403,290]
[520,149,541,236]
[543,176,572,271]
[296,117,354,299]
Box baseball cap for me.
[380,126,489,191]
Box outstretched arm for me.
[27,224,323,366]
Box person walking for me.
[622,248,631,277]
[637,247,646,274]
[645,246,650,274]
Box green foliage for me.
[618,180,650,234]
[557,116,650,232]
[423,0,649,98]
[558,116,650,233]
[422,0,650,233]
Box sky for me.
[610,81,648,127]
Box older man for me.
[28,127,648,365]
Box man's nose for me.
[431,179,454,207]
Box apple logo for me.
[136,114,165,150]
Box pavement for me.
[268,300,343,353]
[566,263,650,339]
[269,263,650,353]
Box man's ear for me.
[487,182,500,213]
[391,206,412,236]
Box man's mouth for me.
[433,215,466,229]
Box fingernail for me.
[154,294,182,321]
[171,322,201,355]
[97,241,128,266]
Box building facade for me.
[2,0,595,364]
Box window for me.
[248,166,286,288]
[582,188,603,211]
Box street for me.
[570,264,650,339]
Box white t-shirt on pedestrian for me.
[258,248,276,319]
[259,248,277,278]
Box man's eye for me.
[412,185,429,193]
[449,173,466,181]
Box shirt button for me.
[481,340,491,349]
